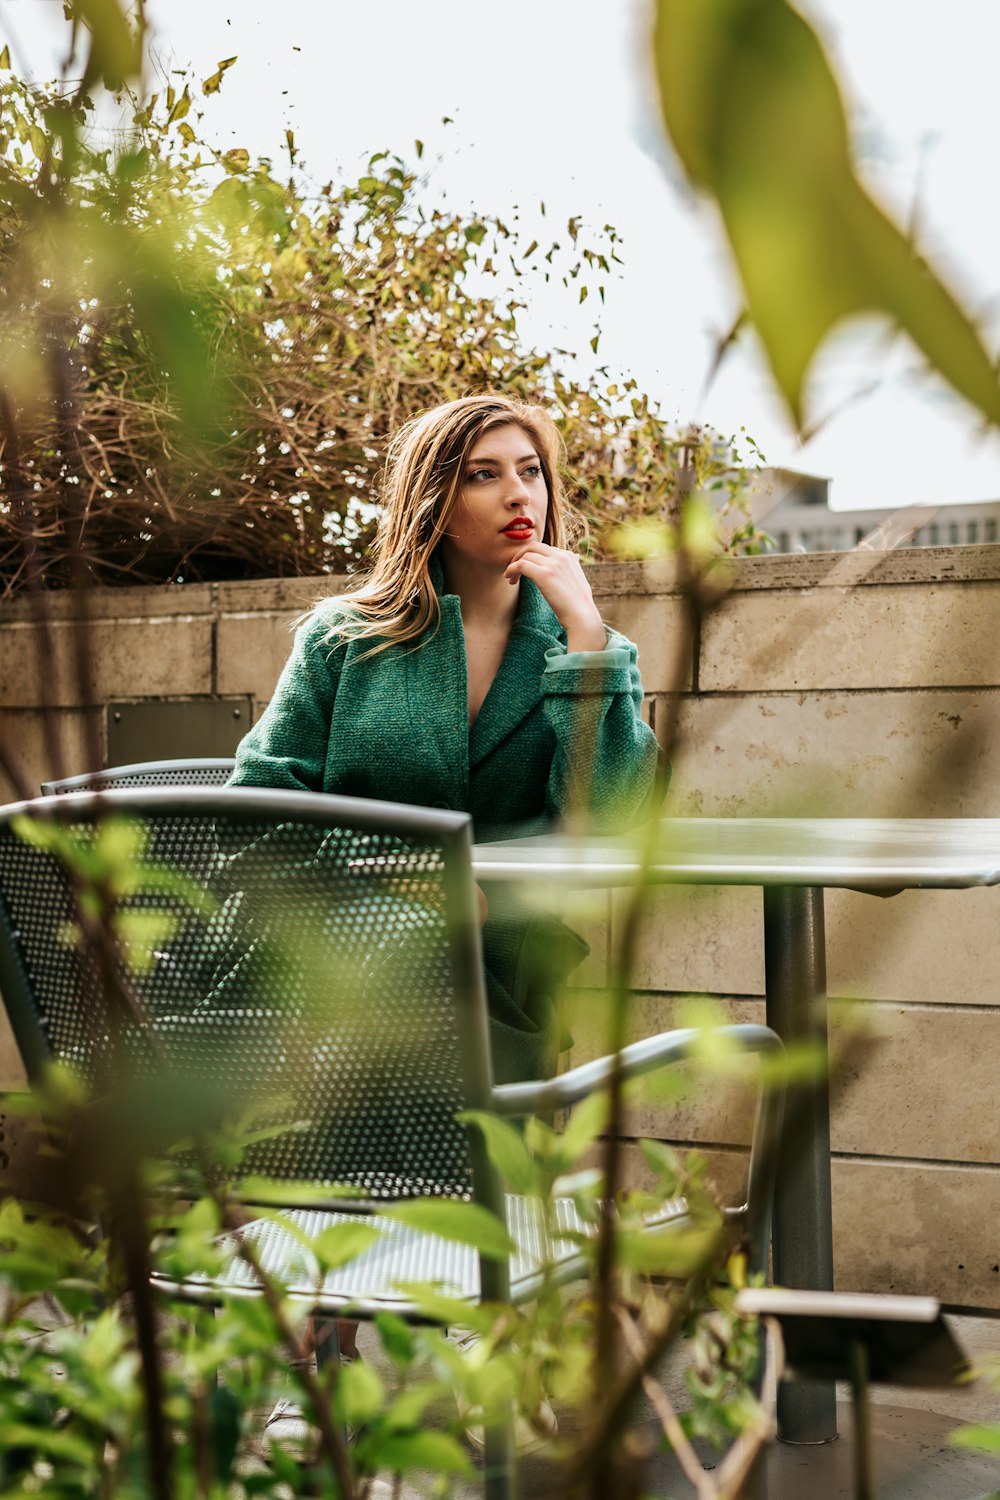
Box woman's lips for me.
[502,521,534,536]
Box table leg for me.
[763,885,838,1443]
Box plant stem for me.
[109,1159,174,1500]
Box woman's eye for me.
[468,468,495,483]
[522,464,542,479]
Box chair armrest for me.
[489,1023,781,1117]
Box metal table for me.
[472,817,1000,1443]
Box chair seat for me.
[152,1193,691,1317]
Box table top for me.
[471,817,1000,891]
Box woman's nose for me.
[505,474,530,504]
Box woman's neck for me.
[439,556,520,631]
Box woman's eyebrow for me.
[466,451,540,467]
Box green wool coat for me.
[230,564,662,1082]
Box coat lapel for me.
[404,593,470,799]
[469,580,563,769]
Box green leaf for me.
[950,1424,1000,1454]
[653,0,1000,431]
[556,1090,610,1165]
[96,814,148,874]
[28,124,46,163]
[383,1379,446,1431]
[0,46,10,69]
[391,1284,494,1332]
[338,1357,385,1428]
[459,1111,538,1193]
[373,1311,416,1368]
[311,1220,382,1270]
[386,1199,514,1261]
[167,88,191,124]
[114,908,179,974]
[0,1421,94,1463]
[12,813,70,854]
[233,1175,363,1206]
[72,0,143,90]
[210,1383,242,1480]
[609,519,674,562]
[222,147,250,174]
[375,1429,472,1477]
[638,1137,683,1190]
[617,1221,722,1275]
[203,55,238,94]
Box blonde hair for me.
[321,393,577,653]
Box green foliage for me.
[950,1424,1000,1454]
[654,0,1000,433]
[386,1198,515,1261]
[950,1355,1000,1463]
[0,1044,778,1496]
[0,54,765,592]
[1,796,788,1495]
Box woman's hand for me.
[505,541,607,652]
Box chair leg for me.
[483,1415,516,1500]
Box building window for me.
[968,521,979,544]
[776,531,790,553]
[854,527,865,545]
[949,522,960,545]
[928,524,940,545]
[986,520,997,543]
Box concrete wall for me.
[1,546,999,1307]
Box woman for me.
[231,392,661,1081]
[229,392,662,1451]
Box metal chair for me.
[0,787,783,1499]
[40,757,236,796]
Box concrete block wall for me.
[580,545,1000,1308]
[1,546,998,1307]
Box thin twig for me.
[589,527,704,1485]
[0,386,67,789]
[557,1227,728,1500]
[710,1318,783,1500]
[614,1305,710,1497]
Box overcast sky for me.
[3,0,999,512]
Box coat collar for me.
[430,553,567,769]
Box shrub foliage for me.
[0,63,763,593]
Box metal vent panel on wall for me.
[106,699,252,764]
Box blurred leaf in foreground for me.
[654,0,1000,431]
[70,0,144,92]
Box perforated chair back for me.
[0,788,496,1206]
[41,759,237,796]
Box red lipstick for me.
[502,518,534,536]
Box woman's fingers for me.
[506,543,606,650]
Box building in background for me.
[749,469,1000,553]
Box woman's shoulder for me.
[293,597,360,663]
[295,593,403,670]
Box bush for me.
[0,64,765,593]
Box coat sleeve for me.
[538,627,666,831]
[229,612,345,793]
